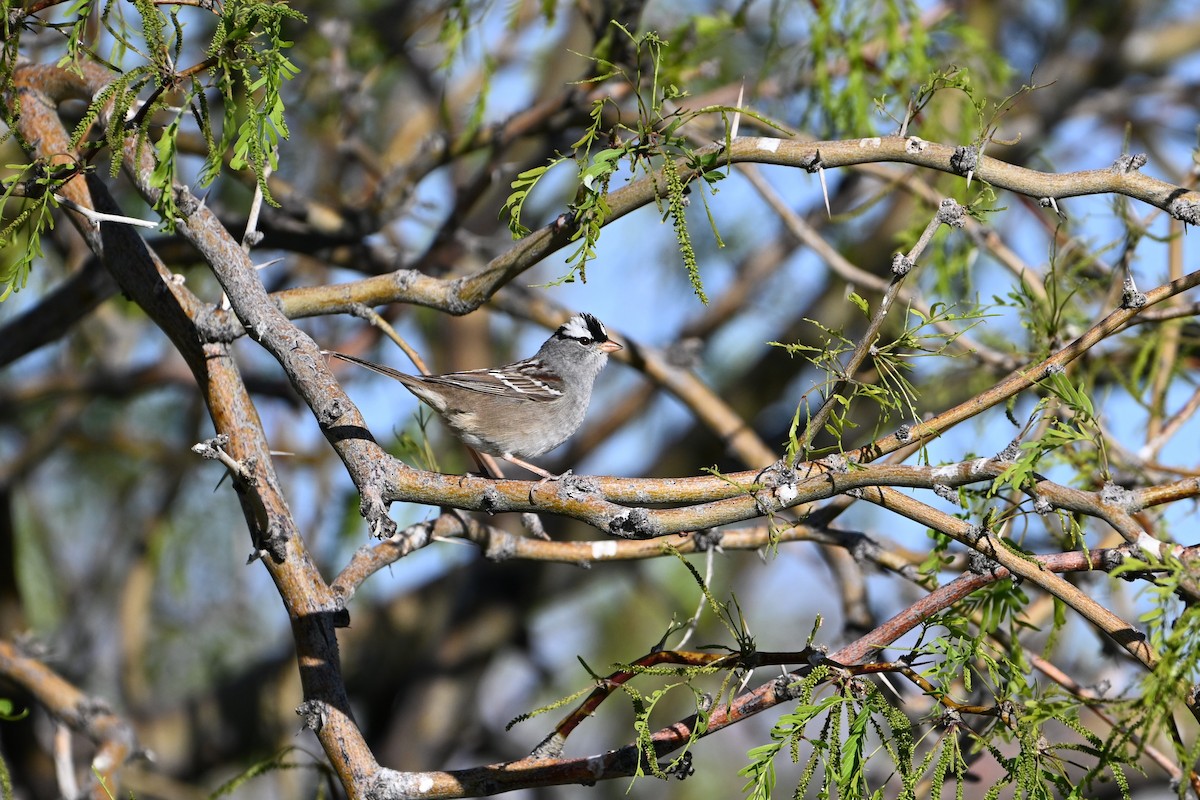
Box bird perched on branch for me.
[324,313,621,478]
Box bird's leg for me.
[472,449,554,538]
[502,454,570,482]
[469,449,505,479]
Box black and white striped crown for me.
[556,313,609,345]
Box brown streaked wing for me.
[421,364,565,402]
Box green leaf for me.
[502,161,559,238]
[580,147,624,191]
[0,698,28,721]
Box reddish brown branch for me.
[370,543,1187,797]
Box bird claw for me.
[538,468,572,485]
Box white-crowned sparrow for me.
[325,313,621,478]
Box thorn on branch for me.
[819,167,831,218]
[799,150,823,173]
[191,435,258,486]
[949,145,978,185]
[192,433,230,457]
[798,150,832,217]
[54,194,160,230]
[1110,153,1148,173]
[728,82,745,141]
